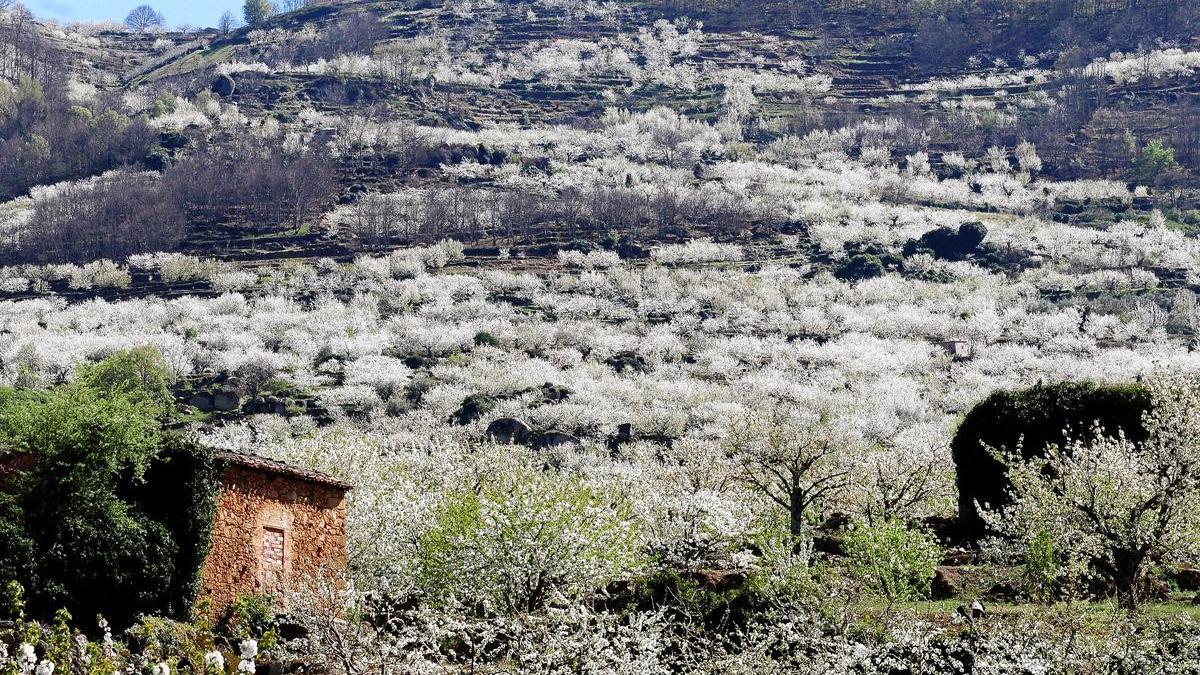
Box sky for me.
[26,0,244,29]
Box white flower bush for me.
[652,239,743,265]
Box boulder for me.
[211,74,236,98]
[688,569,747,594]
[213,389,241,412]
[821,512,852,532]
[984,580,1020,602]
[608,422,635,451]
[486,417,532,445]
[931,566,964,600]
[188,392,215,412]
[605,352,648,373]
[812,532,845,557]
[538,382,572,403]
[1170,567,1200,592]
[534,431,582,451]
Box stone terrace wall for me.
[198,464,348,616]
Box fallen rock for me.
[812,532,845,557]
[1169,567,1200,592]
[533,430,582,451]
[486,417,533,445]
[984,580,1020,602]
[213,389,241,412]
[605,352,648,373]
[188,392,215,412]
[688,569,748,594]
[211,74,236,97]
[607,422,635,451]
[821,512,852,532]
[538,382,572,403]
[931,566,964,600]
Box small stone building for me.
[199,450,352,615]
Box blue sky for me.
[27,0,243,29]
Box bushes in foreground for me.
[0,582,266,675]
[984,376,1200,608]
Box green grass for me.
[133,44,237,84]
[871,595,1200,621]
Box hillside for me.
[2,0,1200,671]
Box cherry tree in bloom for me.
[985,375,1200,608]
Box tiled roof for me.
[214,450,353,490]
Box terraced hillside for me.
[5,0,1200,671]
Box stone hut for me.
[199,450,352,615]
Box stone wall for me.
[198,464,348,616]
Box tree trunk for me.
[789,490,805,539]
[1112,549,1145,610]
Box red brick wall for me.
[198,464,348,616]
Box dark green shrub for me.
[452,393,496,425]
[903,222,987,261]
[224,593,278,648]
[835,254,885,281]
[951,381,1150,540]
[0,349,219,628]
[473,331,500,347]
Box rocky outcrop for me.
[486,417,533,445]
[1169,567,1200,592]
[211,74,236,97]
[931,566,964,600]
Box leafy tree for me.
[844,519,941,608]
[1134,140,1178,187]
[243,0,275,27]
[0,349,218,627]
[418,471,641,613]
[125,5,164,32]
[951,381,1150,540]
[76,345,175,413]
[986,376,1200,609]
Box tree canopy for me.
[0,348,218,628]
[125,5,164,32]
[951,381,1151,540]
[243,0,276,27]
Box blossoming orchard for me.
[1,0,1200,671]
